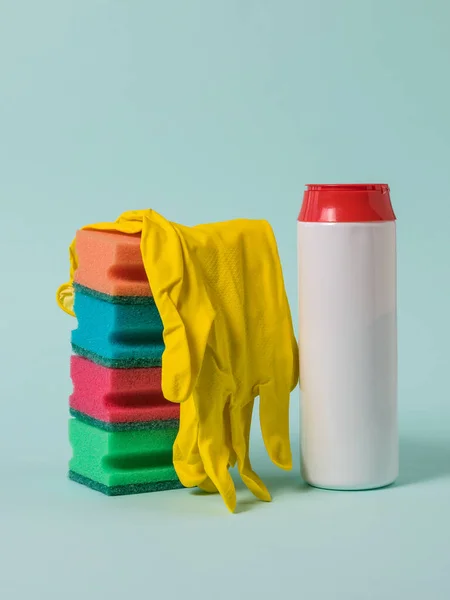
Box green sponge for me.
[69,418,183,495]
[69,471,184,496]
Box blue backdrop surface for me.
[1,1,449,598]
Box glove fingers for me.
[198,478,219,494]
[199,443,236,512]
[290,332,300,391]
[196,391,235,495]
[230,400,271,503]
[258,382,292,470]
[224,397,237,468]
[173,401,225,495]
[196,395,236,513]
[173,399,211,488]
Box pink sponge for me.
[69,356,179,430]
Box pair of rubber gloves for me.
[57,209,299,512]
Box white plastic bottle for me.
[298,184,398,490]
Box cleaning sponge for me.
[68,227,184,496]
[71,283,164,368]
[69,418,183,495]
[74,229,152,298]
[69,355,179,431]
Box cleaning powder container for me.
[298,184,398,490]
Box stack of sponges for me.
[68,229,183,496]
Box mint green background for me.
[1,1,450,598]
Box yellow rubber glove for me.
[140,212,299,511]
[57,209,299,512]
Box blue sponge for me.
[71,284,164,368]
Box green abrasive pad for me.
[69,418,182,495]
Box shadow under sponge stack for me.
[68,229,183,496]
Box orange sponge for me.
[74,229,151,297]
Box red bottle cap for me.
[298,184,396,223]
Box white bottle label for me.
[298,221,398,490]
